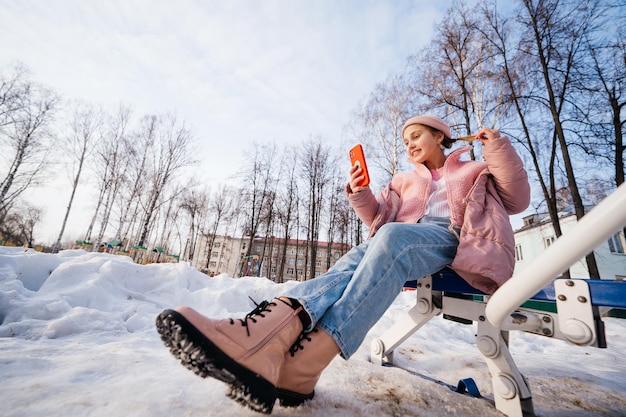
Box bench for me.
[372,269,626,416]
[370,182,626,417]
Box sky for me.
[1,245,625,416]
[0,0,458,245]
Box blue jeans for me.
[283,217,459,359]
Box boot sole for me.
[276,388,315,407]
[156,309,277,414]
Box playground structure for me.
[238,255,260,277]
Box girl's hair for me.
[423,125,455,149]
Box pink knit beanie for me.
[401,114,451,139]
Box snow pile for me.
[1,247,625,416]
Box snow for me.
[1,247,625,417]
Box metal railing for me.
[486,182,626,328]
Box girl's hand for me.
[476,127,501,145]
[348,163,369,193]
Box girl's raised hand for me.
[348,163,369,193]
[476,127,501,145]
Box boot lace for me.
[230,297,290,337]
[288,328,319,357]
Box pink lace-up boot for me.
[156,297,310,414]
[276,326,340,407]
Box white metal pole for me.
[486,182,626,328]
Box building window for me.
[543,236,555,248]
[515,244,523,261]
[212,251,219,258]
[608,232,625,254]
[215,242,221,248]
[523,215,536,227]
[287,268,294,275]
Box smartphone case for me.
[349,144,370,187]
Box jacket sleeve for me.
[482,136,531,215]
[345,183,380,226]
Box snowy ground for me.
[1,247,625,417]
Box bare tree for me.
[222,190,247,276]
[410,0,510,160]
[256,145,285,279]
[155,184,186,256]
[477,1,568,242]
[299,137,333,280]
[203,184,236,270]
[0,202,42,247]
[347,74,416,182]
[576,6,625,189]
[275,146,299,282]
[239,143,278,268]
[0,65,28,127]
[257,188,277,278]
[136,113,196,247]
[567,1,625,238]
[86,107,131,250]
[52,101,102,252]
[520,0,604,277]
[179,183,209,262]
[324,158,345,271]
[335,190,361,248]
[115,112,152,247]
[0,65,58,224]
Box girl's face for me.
[403,124,445,169]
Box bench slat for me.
[407,268,626,309]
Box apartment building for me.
[184,233,351,281]
[513,212,626,280]
[247,236,351,282]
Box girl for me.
[156,114,530,414]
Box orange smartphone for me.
[349,144,370,187]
